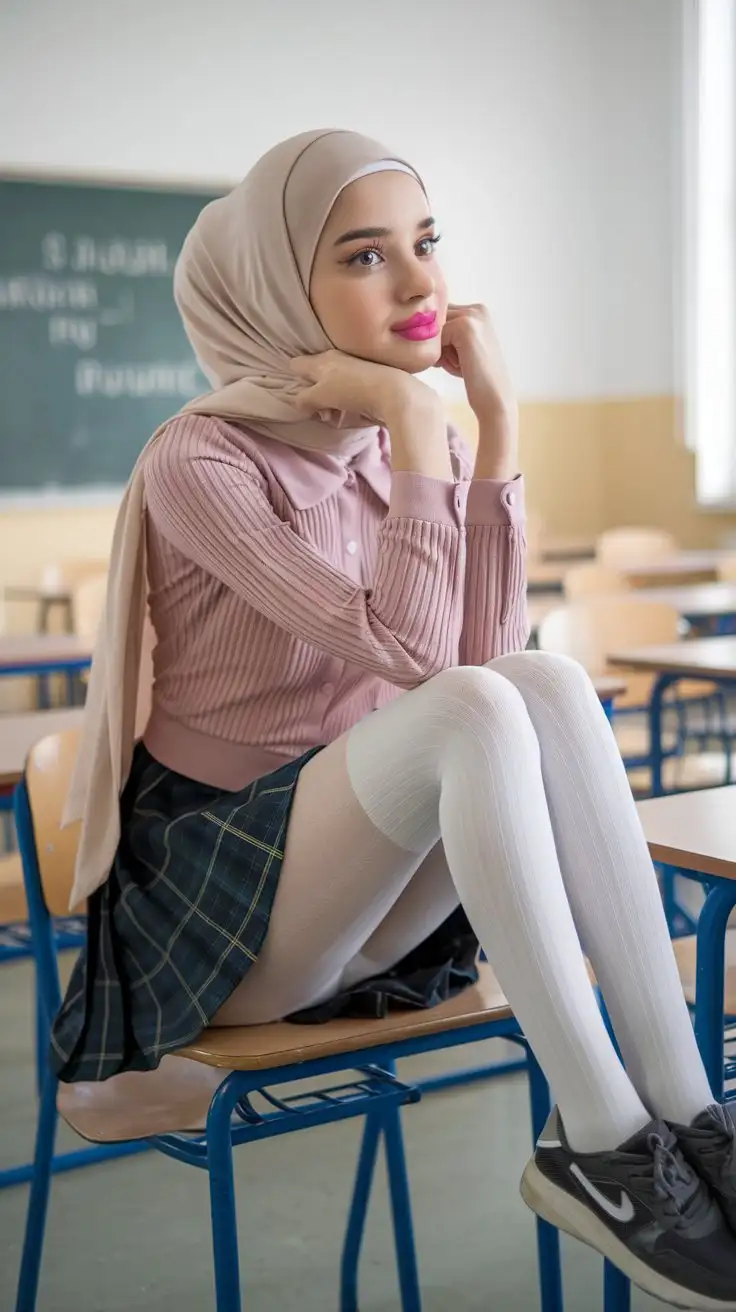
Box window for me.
[686,0,736,507]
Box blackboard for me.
[0,176,224,501]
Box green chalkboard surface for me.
[0,176,223,500]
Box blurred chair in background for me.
[563,563,631,602]
[717,555,736,583]
[537,596,730,794]
[71,571,107,639]
[596,527,677,568]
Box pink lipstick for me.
[391,311,440,341]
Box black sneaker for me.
[672,1104,736,1235]
[520,1106,736,1309]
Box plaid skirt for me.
[50,743,479,1084]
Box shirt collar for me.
[245,426,392,511]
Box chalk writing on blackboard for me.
[42,231,172,276]
[0,233,198,401]
[75,360,200,398]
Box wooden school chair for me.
[0,729,150,1191]
[596,527,677,570]
[537,596,727,793]
[718,555,736,583]
[13,729,570,1312]
[562,563,630,602]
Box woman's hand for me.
[437,304,518,478]
[290,349,451,480]
[290,350,432,429]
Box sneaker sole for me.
[520,1159,736,1311]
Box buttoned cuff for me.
[387,472,463,526]
[465,473,525,526]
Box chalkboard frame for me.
[0,167,235,509]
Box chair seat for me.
[626,751,736,796]
[178,959,513,1070]
[0,853,27,923]
[58,932,736,1148]
[672,929,736,1013]
[58,1056,228,1142]
[58,962,512,1143]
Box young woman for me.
[54,129,736,1307]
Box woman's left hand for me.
[437,304,518,477]
[437,304,516,425]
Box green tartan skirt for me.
[50,742,322,1083]
[50,743,479,1085]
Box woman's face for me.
[309,169,448,373]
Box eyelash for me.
[346,234,442,268]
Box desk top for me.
[0,708,85,787]
[608,636,736,680]
[592,675,627,701]
[540,536,596,563]
[637,786,736,882]
[0,633,94,670]
[624,551,729,585]
[632,582,736,617]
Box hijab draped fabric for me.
[63,129,427,909]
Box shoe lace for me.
[696,1112,736,1172]
[633,1134,712,1229]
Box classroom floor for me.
[0,959,667,1312]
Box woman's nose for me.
[396,258,435,303]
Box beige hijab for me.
[64,129,426,910]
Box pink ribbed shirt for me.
[142,414,529,790]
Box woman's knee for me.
[427,663,534,731]
[490,650,599,706]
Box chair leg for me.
[603,1260,632,1312]
[15,1073,59,1312]
[525,1046,564,1312]
[382,1103,422,1312]
[340,1111,382,1312]
[35,982,47,1101]
[207,1093,243,1312]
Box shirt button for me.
[454,493,462,512]
[345,471,356,488]
[506,490,515,505]
[346,540,358,555]
[321,682,335,696]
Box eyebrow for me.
[333,216,436,247]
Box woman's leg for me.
[490,649,714,1127]
[217,665,651,1154]
[213,739,459,1023]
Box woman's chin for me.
[383,338,444,374]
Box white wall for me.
[0,0,683,400]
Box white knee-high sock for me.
[346,666,652,1152]
[491,650,714,1129]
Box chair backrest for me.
[563,563,630,601]
[21,730,81,918]
[537,597,681,708]
[72,570,108,638]
[596,527,677,568]
[717,555,736,582]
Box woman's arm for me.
[145,414,466,690]
[448,427,530,664]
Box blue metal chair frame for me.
[647,671,736,799]
[0,654,92,710]
[12,773,569,1312]
[600,852,736,1312]
[0,798,150,1192]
